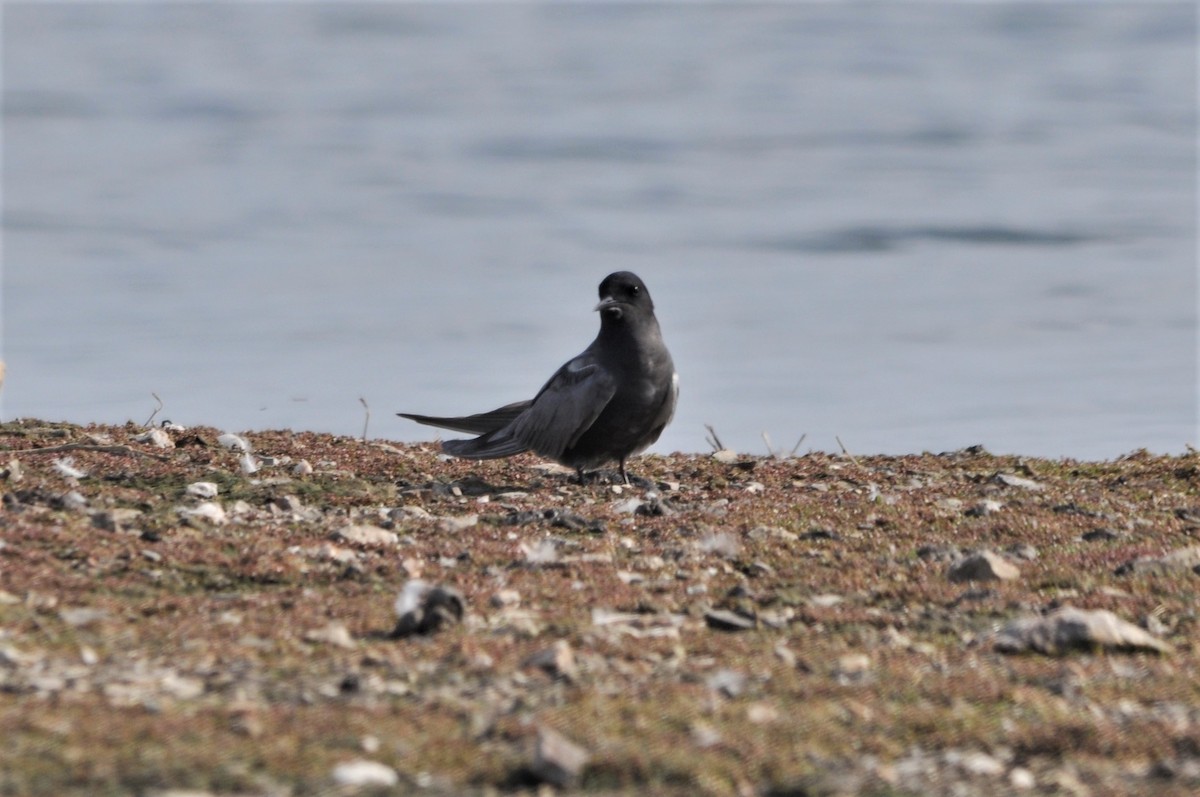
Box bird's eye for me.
[630,285,640,294]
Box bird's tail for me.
[442,430,529,460]
[398,399,531,436]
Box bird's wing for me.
[398,400,533,436]
[508,359,617,459]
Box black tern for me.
[399,271,678,484]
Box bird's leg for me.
[575,467,587,485]
[618,458,630,486]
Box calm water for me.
[3,3,1196,459]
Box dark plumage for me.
[399,271,678,484]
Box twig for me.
[762,431,777,458]
[143,393,164,428]
[789,434,808,457]
[360,397,370,442]
[704,424,725,452]
[12,443,171,462]
[835,435,862,468]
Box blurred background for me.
[3,2,1195,459]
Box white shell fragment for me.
[185,482,219,499]
[217,433,251,452]
[53,457,87,480]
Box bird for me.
[399,271,678,485]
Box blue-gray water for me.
[4,3,1196,459]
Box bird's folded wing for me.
[509,361,617,459]
[398,400,533,435]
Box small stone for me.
[180,501,227,526]
[391,505,432,521]
[59,607,109,627]
[330,760,399,788]
[490,589,521,608]
[185,482,219,499]
[748,525,798,543]
[992,473,1044,491]
[690,721,722,748]
[958,751,1004,776]
[1010,766,1036,789]
[948,550,1020,583]
[335,525,399,547]
[91,508,143,534]
[292,459,313,475]
[305,622,356,649]
[613,497,644,514]
[706,668,747,697]
[995,606,1173,656]
[531,727,589,788]
[704,608,756,632]
[834,653,873,684]
[808,594,844,608]
[712,449,739,464]
[694,531,741,558]
[437,514,478,533]
[2,459,23,482]
[1081,527,1121,542]
[1116,545,1200,576]
[966,499,1004,517]
[524,640,577,681]
[60,490,89,511]
[392,580,465,637]
[746,702,779,724]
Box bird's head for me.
[595,271,654,321]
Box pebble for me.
[437,514,478,533]
[392,580,465,637]
[185,482,219,499]
[948,550,1020,583]
[992,473,1044,491]
[524,640,577,681]
[834,653,873,684]
[60,490,89,511]
[305,622,356,650]
[995,606,1173,655]
[1115,545,1200,576]
[334,525,399,547]
[1081,527,1122,542]
[59,607,109,627]
[706,668,747,698]
[531,727,589,788]
[965,499,1004,517]
[292,459,314,475]
[179,501,227,526]
[330,759,399,788]
[490,589,521,608]
[704,608,756,632]
[91,508,143,534]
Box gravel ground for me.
[1,419,1198,796]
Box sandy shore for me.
[1,419,1198,796]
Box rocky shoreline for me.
[1,419,1198,795]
